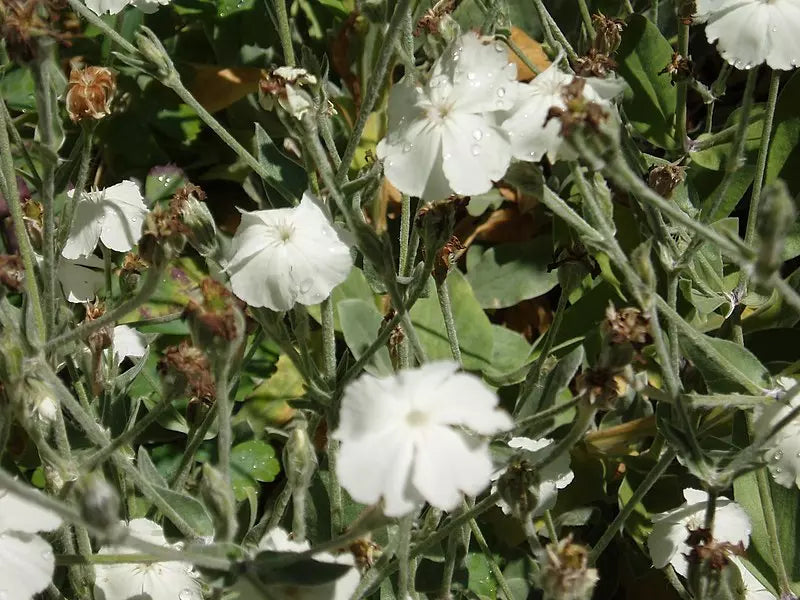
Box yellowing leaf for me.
[508,27,551,81]
[188,65,263,114]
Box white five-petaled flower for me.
[647,488,751,577]
[491,437,574,517]
[62,180,148,260]
[501,63,607,164]
[694,0,800,71]
[377,32,518,201]
[94,518,201,600]
[225,192,352,311]
[233,528,360,600]
[57,254,105,303]
[0,483,63,600]
[85,0,170,15]
[332,361,514,517]
[754,377,800,489]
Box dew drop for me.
[452,51,461,62]
[792,59,798,67]
[734,60,743,69]
[402,142,413,153]
[496,87,506,98]
[494,41,505,53]
[467,72,476,81]
[796,451,800,458]
[130,216,137,223]
[471,144,481,156]
[472,129,483,141]
[41,549,53,560]
[772,26,778,32]
[775,467,783,473]
[178,589,194,600]
[443,152,452,161]
[504,63,517,80]
[772,450,784,462]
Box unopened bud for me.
[66,66,116,123]
[648,163,686,198]
[200,464,237,541]
[631,240,656,293]
[135,28,174,80]
[9,376,60,427]
[80,473,120,531]
[538,536,598,600]
[119,253,147,296]
[283,419,317,493]
[173,185,218,257]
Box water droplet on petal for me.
[443,152,452,161]
[471,144,481,156]
[402,142,413,153]
[41,549,53,560]
[179,589,195,600]
[467,72,476,81]
[496,87,506,98]
[472,129,483,141]
[452,51,460,62]
[775,467,783,473]
[772,26,778,32]
[494,41,505,53]
[772,450,784,461]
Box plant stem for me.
[588,448,676,564]
[398,514,415,600]
[399,193,411,277]
[439,528,459,600]
[467,513,516,600]
[436,276,461,364]
[172,403,219,491]
[32,45,59,339]
[0,98,46,341]
[736,69,781,297]
[45,262,165,351]
[335,0,413,182]
[273,0,296,66]
[577,0,595,40]
[66,0,139,54]
[674,13,690,153]
[754,467,792,595]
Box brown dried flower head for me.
[538,536,599,600]
[648,163,687,198]
[349,538,381,571]
[67,66,116,123]
[604,305,651,347]
[659,53,693,85]
[576,366,627,410]
[159,340,216,402]
[546,78,609,138]
[185,278,245,342]
[686,527,745,571]
[574,49,617,78]
[433,235,465,283]
[415,0,457,35]
[0,254,25,292]
[591,13,625,54]
[0,0,70,63]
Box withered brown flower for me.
[66,66,116,122]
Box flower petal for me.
[765,0,800,70]
[84,0,133,15]
[412,426,494,511]
[440,114,512,197]
[98,180,148,253]
[336,427,419,517]
[333,374,407,442]
[111,325,147,366]
[0,485,62,533]
[704,1,770,68]
[0,532,56,599]
[58,254,105,303]
[62,195,104,259]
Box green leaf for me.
[254,124,307,206]
[466,238,558,309]
[216,0,255,17]
[138,446,169,488]
[767,70,800,196]
[307,267,378,331]
[236,354,300,432]
[0,68,36,111]
[409,270,494,372]
[249,551,353,585]
[467,553,497,600]
[616,14,677,149]
[678,330,771,394]
[230,440,281,502]
[338,299,394,376]
[485,325,533,383]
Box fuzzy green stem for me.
[436,277,461,364]
[588,448,676,564]
[274,0,296,66]
[335,0,414,181]
[674,15,690,153]
[755,467,792,595]
[577,0,596,40]
[399,194,411,277]
[0,99,46,340]
[467,513,515,600]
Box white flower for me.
[85,0,170,15]
[754,378,800,489]
[332,361,514,517]
[62,180,148,259]
[491,437,574,517]
[225,192,352,311]
[0,483,63,600]
[647,488,751,577]
[261,67,319,120]
[58,254,105,303]
[729,556,777,600]
[501,63,606,163]
[234,528,360,600]
[376,32,518,201]
[695,0,800,70]
[110,325,148,366]
[94,518,201,600]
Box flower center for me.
[427,102,454,125]
[406,409,430,427]
[276,220,295,243]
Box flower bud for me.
[591,13,624,54]
[538,536,598,600]
[200,464,238,541]
[80,472,121,532]
[496,460,541,521]
[283,418,317,494]
[158,340,216,404]
[66,66,116,122]
[259,67,318,120]
[135,28,174,80]
[173,185,218,258]
[9,376,60,428]
[0,254,24,293]
[119,253,147,297]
